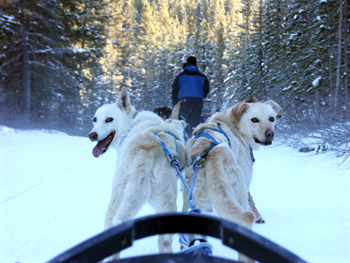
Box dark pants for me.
[178,98,203,136]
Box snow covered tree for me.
[0,0,76,129]
[231,0,255,100]
[344,1,349,109]
[211,22,226,105]
[0,0,107,134]
[234,0,267,101]
[61,0,107,134]
[281,0,338,120]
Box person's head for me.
[186,56,197,66]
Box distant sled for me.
[47,213,307,263]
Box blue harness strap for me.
[154,131,179,164]
[192,123,230,164]
[194,123,231,147]
[154,127,228,256]
[153,131,200,212]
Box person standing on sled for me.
[171,56,210,136]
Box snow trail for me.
[0,127,349,262]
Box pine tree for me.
[235,0,266,101]
[0,0,75,128]
[281,0,338,119]
[233,0,254,100]
[211,22,226,104]
[0,0,107,134]
[61,0,108,134]
[344,1,349,109]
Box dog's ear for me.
[231,101,249,121]
[265,100,283,116]
[180,120,186,129]
[116,87,130,110]
[246,96,258,103]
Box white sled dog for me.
[183,96,283,263]
[89,87,187,260]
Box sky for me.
[0,125,349,263]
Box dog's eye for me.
[93,117,97,122]
[269,117,275,122]
[251,118,259,123]
[106,117,114,123]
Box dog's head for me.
[231,96,283,150]
[153,107,172,120]
[88,87,136,158]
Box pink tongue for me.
[92,139,108,158]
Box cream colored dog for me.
[183,96,283,262]
[89,88,187,260]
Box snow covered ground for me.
[0,126,349,263]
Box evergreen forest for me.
[0,0,349,157]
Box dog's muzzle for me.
[254,129,274,145]
[89,131,116,158]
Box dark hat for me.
[186,56,197,66]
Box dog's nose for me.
[265,129,274,139]
[89,132,98,141]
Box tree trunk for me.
[73,0,88,135]
[344,2,349,110]
[334,0,343,115]
[22,0,31,120]
[315,89,320,120]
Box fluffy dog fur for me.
[183,96,283,263]
[89,87,187,260]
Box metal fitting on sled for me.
[183,233,208,247]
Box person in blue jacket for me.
[171,56,210,136]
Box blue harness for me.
[153,131,179,165]
[154,123,232,212]
[153,124,231,255]
[153,130,200,213]
[192,123,231,166]
[193,123,255,165]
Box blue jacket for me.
[171,64,210,106]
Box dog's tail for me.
[172,99,184,120]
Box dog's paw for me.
[255,216,265,224]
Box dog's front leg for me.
[248,192,265,223]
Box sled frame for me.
[48,213,306,263]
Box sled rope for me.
[154,130,213,256]
[184,123,229,213]
[153,131,199,212]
